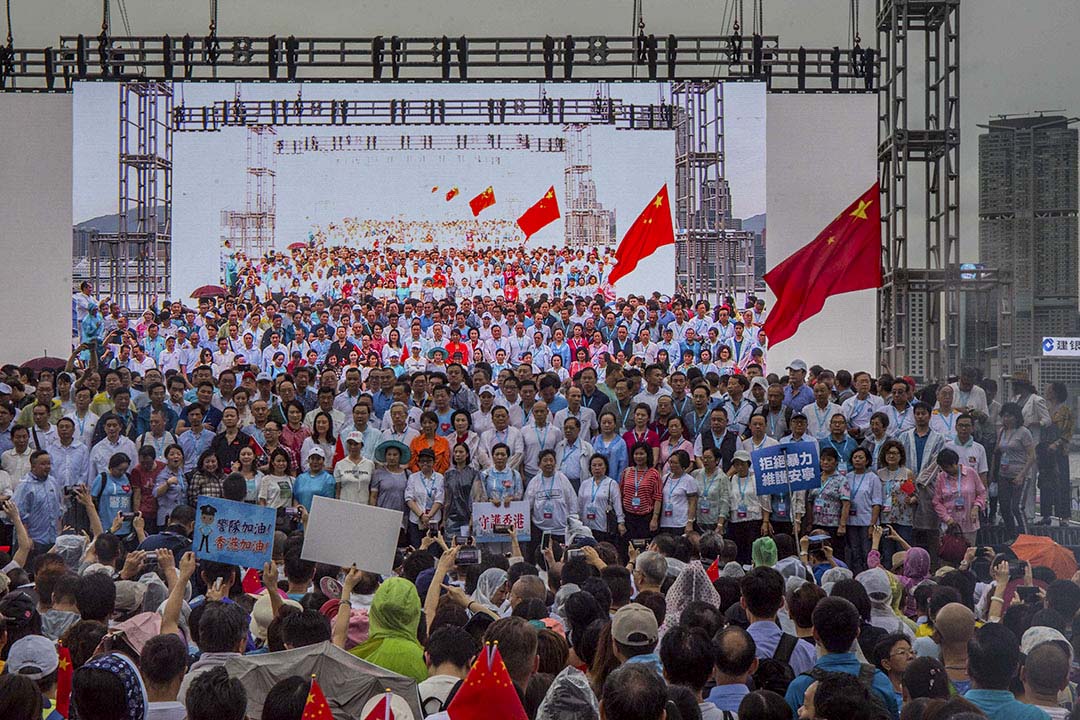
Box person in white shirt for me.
[28,404,59,452]
[841,371,883,434]
[632,364,667,416]
[949,368,989,417]
[884,379,916,437]
[521,401,563,482]
[335,431,374,504]
[554,416,594,491]
[805,382,842,440]
[480,405,524,473]
[946,413,988,489]
[87,416,138,484]
[930,384,962,443]
[524,448,579,559]
[578,454,625,542]
[46,417,89,493]
[553,386,598,442]
[404,447,445,547]
[659,449,698,535]
[470,386,497,437]
[66,386,100,447]
[1,426,34,490]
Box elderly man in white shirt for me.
[553,387,598,442]
[553,416,594,492]
[521,401,563,482]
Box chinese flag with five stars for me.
[302,677,334,720]
[762,182,882,346]
[447,644,528,720]
[362,690,396,720]
[706,558,720,582]
[55,645,73,718]
[607,185,675,284]
[469,186,497,217]
[516,186,560,239]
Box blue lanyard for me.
[702,470,720,498]
[588,477,604,505]
[735,473,751,503]
[850,472,868,502]
[562,443,578,465]
[535,425,549,449]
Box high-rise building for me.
[978,115,1079,359]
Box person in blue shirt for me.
[785,596,900,719]
[964,623,1051,720]
[292,446,336,511]
[13,450,63,547]
[783,360,815,413]
[706,626,756,713]
[89,452,135,536]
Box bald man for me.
[933,603,976,694]
[508,575,547,612]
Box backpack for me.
[752,634,799,696]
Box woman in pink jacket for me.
[932,447,987,545]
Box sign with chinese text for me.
[1042,337,1080,357]
[193,495,276,568]
[751,442,821,496]
[472,501,532,543]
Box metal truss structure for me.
[876,0,1007,379]
[272,133,567,154]
[2,23,992,376]
[88,81,173,312]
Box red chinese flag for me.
[469,186,497,217]
[448,644,528,720]
[302,677,334,720]
[431,186,439,193]
[516,186,560,239]
[706,558,720,582]
[607,185,675,284]
[55,645,73,718]
[762,183,882,346]
[445,186,460,201]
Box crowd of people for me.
[223,223,628,304]
[0,275,1072,720]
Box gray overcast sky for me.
[14,0,1080,260]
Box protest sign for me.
[751,442,821,496]
[193,496,276,568]
[301,496,403,576]
[471,501,531,543]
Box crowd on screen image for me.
[0,264,1073,720]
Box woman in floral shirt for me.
[876,439,917,559]
[809,446,848,563]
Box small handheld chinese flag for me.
[447,643,528,720]
[607,185,675,284]
[762,183,882,346]
[706,558,720,582]
[431,186,439,193]
[445,187,460,201]
[469,186,497,217]
[516,186,560,239]
[55,645,73,718]
[302,677,334,720]
[362,690,396,720]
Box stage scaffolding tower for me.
[673,81,735,303]
[563,124,615,248]
[876,0,1004,380]
[220,125,277,260]
[90,81,173,312]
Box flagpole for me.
[777,445,798,541]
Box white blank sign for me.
[301,496,403,576]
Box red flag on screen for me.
[55,645,73,718]
[607,185,674,284]
[445,187,460,201]
[516,186,560,239]
[762,182,882,346]
[469,186,497,216]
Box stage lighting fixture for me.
[390,36,402,79]
[268,35,279,80]
[163,35,174,79]
[456,36,467,80]
[665,35,677,78]
[543,36,555,80]
[563,35,574,79]
[440,35,451,80]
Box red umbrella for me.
[1012,534,1078,581]
[287,242,307,250]
[190,285,227,299]
[21,356,67,372]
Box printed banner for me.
[472,501,532,543]
[193,495,276,568]
[751,441,821,496]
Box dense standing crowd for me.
[0,269,1073,720]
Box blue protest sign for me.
[751,441,821,496]
[193,495,276,568]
